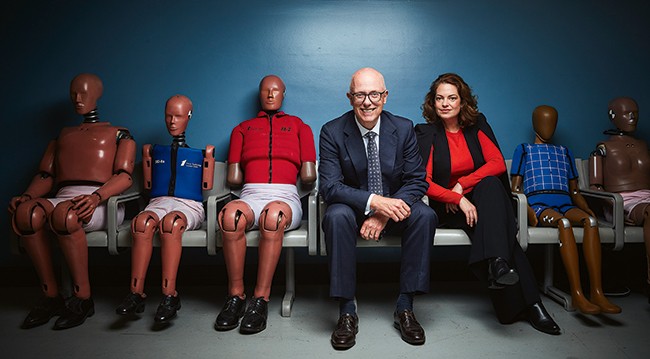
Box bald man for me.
[318,68,436,349]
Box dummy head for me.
[347,67,388,130]
[532,105,558,143]
[69,73,103,115]
[259,75,286,112]
[165,95,193,136]
[608,97,638,133]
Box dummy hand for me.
[71,193,101,222]
[8,195,31,214]
[360,214,389,241]
[370,196,411,222]
[458,197,477,227]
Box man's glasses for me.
[350,91,386,103]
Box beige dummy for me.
[511,105,621,314]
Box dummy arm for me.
[227,163,243,188]
[142,144,153,190]
[9,140,57,212]
[569,178,595,217]
[511,174,538,226]
[203,145,215,190]
[300,161,316,185]
[589,147,605,191]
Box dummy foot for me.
[21,295,65,329]
[154,294,181,323]
[240,297,268,334]
[53,296,95,330]
[571,292,601,315]
[590,290,622,314]
[214,295,246,331]
[116,292,146,315]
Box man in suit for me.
[319,67,437,349]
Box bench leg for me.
[281,248,295,317]
[541,244,575,311]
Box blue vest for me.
[150,144,204,202]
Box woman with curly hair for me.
[415,73,561,335]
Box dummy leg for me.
[50,200,95,329]
[219,200,254,298]
[630,204,650,289]
[116,211,158,315]
[539,208,599,314]
[214,201,253,331]
[13,199,58,297]
[556,218,600,314]
[255,201,291,300]
[239,201,291,334]
[159,211,187,296]
[153,211,186,323]
[566,208,621,314]
[13,199,64,329]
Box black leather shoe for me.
[331,313,358,350]
[53,296,95,330]
[488,257,519,289]
[393,309,425,345]
[239,297,268,334]
[215,295,246,331]
[527,302,561,335]
[154,294,181,323]
[116,292,146,315]
[21,295,65,329]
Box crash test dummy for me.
[214,75,316,334]
[9,73,136,329]
[511,105,621,314]
[590,97,650,303]
[115,95,214,323]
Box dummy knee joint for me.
[585,216,598,228]
[260,202,291,232]
[558,218,571,230]
[160,212,187,235]
[220,202,253,232]
[13,200,49,235]
[50,201,83,235]
[131,211,159,234]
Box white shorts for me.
[143,196,205,230]
[47,185,124,232]
[238,183,302,230]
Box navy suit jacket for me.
[318,110,427,214]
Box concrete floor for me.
[1,278,648,359]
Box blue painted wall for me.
[1,0,648,265]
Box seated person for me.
[9,73,135,330]
[415,73,561,335]
[215,75,316,334]
[511,105,621,314]
[590,97,650,303]
[116,95,215,323]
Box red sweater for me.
[228,111,316,184]
[425,129,505,204]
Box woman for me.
[414,73,560,335]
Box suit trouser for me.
[322,200,437,300]
[435,176,541,322]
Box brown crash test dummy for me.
[511,105,621,314]
[590,97,650,302]
[9,73,136,329]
